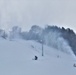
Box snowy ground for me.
[0,39,76,75]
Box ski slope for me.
[0,39,76,75]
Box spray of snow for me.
[44,30,76,60]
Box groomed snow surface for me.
[0,39,76,75]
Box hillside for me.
[0,39,76,75]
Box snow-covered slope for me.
[0,39,76,75]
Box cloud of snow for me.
[44,30,76,60]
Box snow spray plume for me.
[44,30,76,60]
